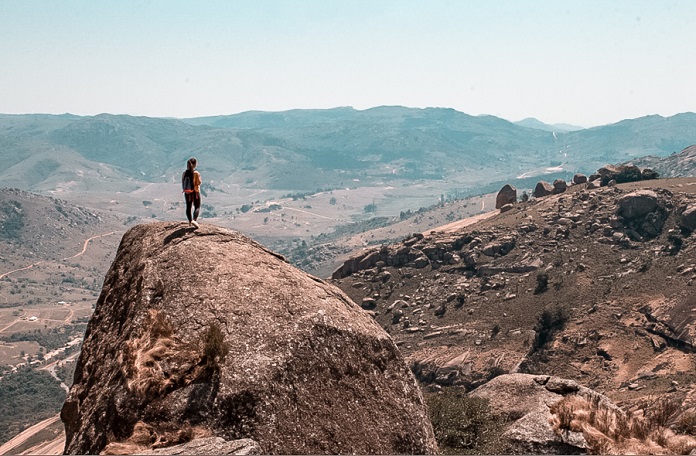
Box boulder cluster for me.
[496,164,660,206]
[332,179,696,390]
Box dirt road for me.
[0,231,117,281]
[60,231,116,261]
[0,415,61,456]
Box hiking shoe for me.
[191,220,199,228]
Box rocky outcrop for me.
[496,184,517,209]
[616,189,668,240]
[617,190,659,219]
[471,374,623,454]
[61,222,437,455]
[534,181,554,198]
[681,204,696,231]
[597,164,642,186]
[142,437,260,455]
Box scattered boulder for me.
[361,297,377,309]
[496,184,517,209]
[62,222,438,455]
[572,173,588,184]
[681,205,696,232]
[471,374,623,454]
[597,164,642,186]
[587,180,601,189]
[533,181,554,198]
[500,203,514,213]
[481,236,516,257]
[617,190,658,220]
[552,179,568,194]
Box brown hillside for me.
[332,178,696,418]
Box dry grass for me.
[101,421,211,454]
[123,310,204,398]
[550,395,696,455]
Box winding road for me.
[0,231,117,280]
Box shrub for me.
[532,305,569,352]
[203,323,229,367]
[534,272,549,294]
[426,389,507,454]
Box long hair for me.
[187,157,197,171]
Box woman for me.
[182,157,202,228]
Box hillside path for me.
[426,209,497,234]
[0,231,117,280]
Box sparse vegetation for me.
[202,323,229,367]
[0,368,67,444]
[0,201,25,242]
[426,389,508,454]
[364,202,377,213]
[550,395,696,455]
[534,272,549,294]
[1,324,87,351]
[531,305,569,352]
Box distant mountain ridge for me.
[514,117,584,132]
[1,107,695,194]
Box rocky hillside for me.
[629,144,696,178]
[331,178,696,424]
[61,222,437,455]
[0,188,121,257]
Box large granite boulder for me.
[597,164,642,186]
[617,190,659,220]
[61,222,437,455]
[496,184,517,209]
[681,205,696,232]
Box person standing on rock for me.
[182,157,202,228]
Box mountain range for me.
[2,108,695,196]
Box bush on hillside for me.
[426,389,508,454]
[532,305,570,352]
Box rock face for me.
[533,181,554,198]
[471,374,622,454]
[61,222,437,455]
[496,184,517,209]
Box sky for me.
[1,0,695,127]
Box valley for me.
[0,108,695,451]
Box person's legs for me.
[193,192,201,221]
[185,194,193,222]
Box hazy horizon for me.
[2,0,695,128]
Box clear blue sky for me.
[1,0,694,126]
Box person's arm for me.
[194,171,201,189]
